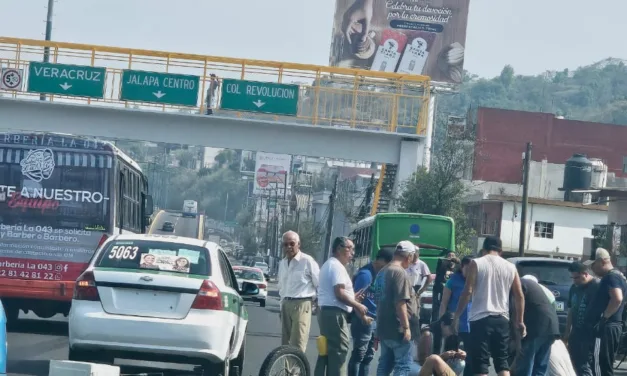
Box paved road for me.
[8,286,627,376]
[149,210,202,239]
[6,290,313,375]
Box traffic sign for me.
[120,70,200,107]
[0,68,23,91]
[27,62,106,98]
[220,79,299,116]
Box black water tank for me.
[563,153,592,200]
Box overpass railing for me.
[0,37,430,135]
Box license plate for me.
[555,301,565,312]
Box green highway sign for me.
[27,62,106,98]
[120,70,200,106]
[220,79,299,116]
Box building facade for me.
[466,195,607,258]
[473,107,627,183]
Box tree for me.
[397,139,476,255]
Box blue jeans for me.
[348,318,375,376]
[513,335,554,376]
[376,339,412,376]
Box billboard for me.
[328,0,471,84]
[240,150,256,174]
[254,152,291,195]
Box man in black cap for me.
[564,261,599,376]
[584,248,627,376]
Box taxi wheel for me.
[260,300,266,308]
[231,336,245,376]
[201,356,229,376]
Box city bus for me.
[0,132,153,324]
[182,199,198,218]
[348,213,455,272]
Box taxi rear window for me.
[96,240,210,276]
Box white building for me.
[466,194,607,258]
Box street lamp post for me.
[40,0,55,101]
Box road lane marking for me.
[147,209,165,234]
[198,215,205,240]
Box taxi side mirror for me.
[240,281,259,296]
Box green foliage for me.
[440,59,627,126]
[397,139,475,253]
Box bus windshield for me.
[0,137,113,281]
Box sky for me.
[1,0,626,78]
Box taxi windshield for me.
[96,240,210,276]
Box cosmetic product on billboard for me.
[396,32,436,75]
[370,29,408,72]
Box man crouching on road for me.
[277,230,320,352]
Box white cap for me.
[396,240,418,254]
[583,247,611,266]
[521,275,538,283]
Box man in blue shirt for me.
[348,248,394,376]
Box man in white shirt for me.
[407,249,433,296]
[316,236,369,376]
[453,236,525,376]
[278,230,320,352]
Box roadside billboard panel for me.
[254,152,291,195]
[240,150,256,174]
[328,0,471,84]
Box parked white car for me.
[233,266,268,307]
[68,234,259,375]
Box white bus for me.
[182,200,198,218]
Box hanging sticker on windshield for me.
[140,254,190,273]
[108,245,139,260]
[178,249,200,264]
[149,249,177,256]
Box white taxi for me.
[68,234,258,376]
[232,266,267,307]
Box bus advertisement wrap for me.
[0,134,113,282]
[0,224,105,281]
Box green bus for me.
[348,213,455,273]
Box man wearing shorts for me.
[453,236,525,376]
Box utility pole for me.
[323,174,339,263]
[41,0,55,101]
[518,142,532,257]
[223,192,229,222]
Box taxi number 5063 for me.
[108,246,139,260]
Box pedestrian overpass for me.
[0,37,432,198]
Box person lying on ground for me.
[408,328,466,376]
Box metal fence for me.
[0,37,430,135]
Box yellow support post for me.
[370,164,386,216]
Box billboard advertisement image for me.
[329,0,471,84]
[254,152,291,195]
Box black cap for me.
[568,261,590,273]
[482,236,502,252]
[376,247,394,263]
